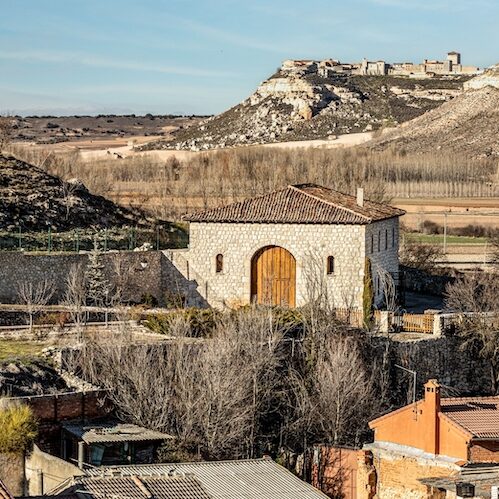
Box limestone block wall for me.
[365,218,400,306]
[364,444,459,499]
[182,220,400,310]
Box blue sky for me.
[1,0,497,116]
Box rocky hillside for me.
[0,154,152,231]
[368,83,499,158]
[142,67,468,151]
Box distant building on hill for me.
[282,52,480,78]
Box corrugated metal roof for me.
[62,421,174,444]
[441,397,499,439]
[70,475,210,499]
[183,184,405,225]
[86,458,329,498]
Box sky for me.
[1,0,498,116]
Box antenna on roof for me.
[395,364,417,417]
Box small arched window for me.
[326,256,335,274]
[215,254,223,273]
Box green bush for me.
[0,404,38,453]
[144,308,220,338]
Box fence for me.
[333,308,434,334]
[0,226,188,252]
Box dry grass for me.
[10,144,498,220]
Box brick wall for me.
[3,390,113,455]
[469,441,499,463]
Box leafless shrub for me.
[399,239,444,273]
[445,271,499,393]
[64,263,87,339]
[15,279,55,331]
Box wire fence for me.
[0,226,188,253]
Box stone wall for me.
[372,335,494,399]
[365,218,400,305]
[182,220,400,310]
[0,250,200,307]
[364,444,459,499]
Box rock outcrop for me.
[142,65,469,151]
[464,64,499,90]
[368,83,499,157]
[0,154,151,231]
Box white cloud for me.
[0,50,235,78]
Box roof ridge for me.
[289,184,373,222]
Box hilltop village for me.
[283,51,480,78]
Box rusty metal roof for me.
[62,421,174,444]
[440,397,499,439]
[85,458,329,498]
[183,184,405,225]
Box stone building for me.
[179,184,404,310]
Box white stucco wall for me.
[170,218,400,310]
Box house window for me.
[385,229,388,250]
[326,256,335,274]
[392,226,396,248]
[370,234,374,254]
[377,232,381,252]
[215,254,223,273]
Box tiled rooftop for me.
[441,397,499,439]
[183,184,405,225]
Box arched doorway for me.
[251,246,296,307]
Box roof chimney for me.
[422,379,441,455]
[356,187,364,207]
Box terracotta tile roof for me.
[440,397,499,439]
[183,184,405,225]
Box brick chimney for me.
[356,187,364,207]
[422,379,441,455]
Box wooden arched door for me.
[251,246,296,307]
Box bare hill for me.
[0,154,152,231]
[142,67,467,151]
[369,86,499,157]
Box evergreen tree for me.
[85,237,109,307]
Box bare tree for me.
[73,307,283,460]
[399,240,444,273]
[60,179,80,221]
[374,264,398,312]
[15,280,55,331]
[64,263,87,339]
[289,335,375,448]
[445,271,499,393]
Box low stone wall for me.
[0,250,207,307]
